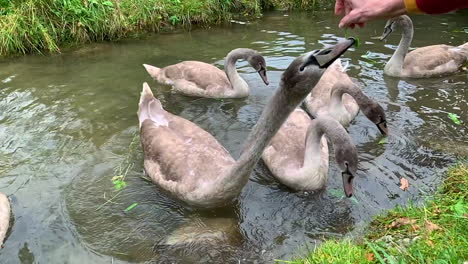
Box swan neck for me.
[386,19,413,75]
[331,83,370,108]
[302,119,352,187]
[301,124,327,187]
[225,50,249,96]
[222,86,304,191]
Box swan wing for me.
[262,109,311,175]
[404,45,467,76]
[138,84,235,201]
[163,61,231,91]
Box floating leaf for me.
[350,196,359,204]
[361,51,379,64]
[400,177,409,191]
[378,137,388,145]
[112,176,127,190]
[328,188,344,198]
[448,113,461,125]
[125,202,138,212]
[115,181,126,190]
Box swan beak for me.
[377,120,388,135]
[380,26,393,41]
[302,38,355,70]
[342,172,354,197]
[258,68,269,85]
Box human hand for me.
[335,0,407,28]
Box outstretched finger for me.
[335,0,345,15]
[339,10,362,28]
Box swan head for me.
[334,137,358,198]
[361,102,388,135]
[282,38,356,96]
[380,15,412,41]
[247,53,269,85]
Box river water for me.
[0,10,467,264]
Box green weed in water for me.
[378,137,387,145]
[448,113,461,125]
[361,51,379,64]
[328,188,343,198]
[112,176,127,190]
[125,202,139,211]
[452,27,468,33]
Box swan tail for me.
[143,64,161,79]
[459,42,468,51]
[0,192,10,247]
[138,83,168,127]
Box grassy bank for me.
[0,0,332,57]
[283,162,468,264]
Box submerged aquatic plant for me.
[448,113,461,125]
[125,202,138,211]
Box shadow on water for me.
[0,10,467,263]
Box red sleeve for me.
[415,0,468,14]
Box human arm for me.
[336,0,468,28]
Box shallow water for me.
[0,10,467,263]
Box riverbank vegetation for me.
[0,0,332,57]
[282,162,468,263]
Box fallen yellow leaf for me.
[388,217,417,229]
[411,224,420,232]
[400,177,409,191]
[425,220,441,233]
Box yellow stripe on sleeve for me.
[404,0,423,13]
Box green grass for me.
[281,162,468,264]
[263,0,334,11]
[0,0,334,57]
[0,0,262,56]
